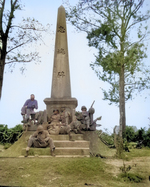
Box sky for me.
[0,0,150,133]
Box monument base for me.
[44,97,78,121]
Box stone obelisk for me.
[44,5,78,119]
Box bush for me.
[119,173,144,183]
[124,126,150,148]
[0,124,23,144]
[125,126,136,142]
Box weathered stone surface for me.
[44,5,78,118]
[54,140,90,148]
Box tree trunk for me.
[0,59,5,99]
[119,65,126,137]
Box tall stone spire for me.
[51,5,71,98]
[44,6,78,119]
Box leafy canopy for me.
[65,0,150,104]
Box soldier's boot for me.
[25,147,30,157]
[51,147,55,156]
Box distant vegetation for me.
[98,126,150,149]
[0,124,23,148]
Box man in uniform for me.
[25,125,55,156]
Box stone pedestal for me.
[44,97,78,120]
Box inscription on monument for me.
[58,71,65,77]
[57,26,65,33]
[57,48,65,54]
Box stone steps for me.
[22,147,90,156]
[54,140,90,148]
[50,134,84,140]
[21,133,90,157]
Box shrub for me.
[0,124,23,144]
[119,173,144,183]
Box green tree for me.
[0,0,49,98]
[65,0,150,136]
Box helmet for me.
[81,106,87,111]
[37,125,44,132]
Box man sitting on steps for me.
[25,125,55,157]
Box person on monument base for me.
[21,94,38,123]
[26,125,55,156]
[47,110,61,135]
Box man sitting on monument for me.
[47,110,61,135]
[21,94,38,123]
[26,125,55,156]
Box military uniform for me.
[27,126,55,151]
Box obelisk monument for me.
[44,5,78,119]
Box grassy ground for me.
[0,133,150,187]
[0,154,150,187]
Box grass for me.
[124,147,150,160]
[0,156,150,187]
[0,132,150,186]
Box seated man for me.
[21,94,38,123]
[26,125,55,156]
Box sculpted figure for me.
[47,110,61,135]
[21,94,38,123]
[34,110,47,125]
[60,107,71,125]
[76,103,102,131]
[59,110,84,135]
[81,106,90,130]
[25,125,55,156]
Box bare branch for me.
[6,39,30,54]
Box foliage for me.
[119,161,144,183]
[119,173,144,183]
[124,126,150,148]
[125,126,137,142]
[65,0,150,104]
[0,124,23,144]
[97,129,114,146]
[65,0,150,136]
[0,0,50,98]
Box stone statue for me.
[76,102,102,131]
[25,125,55,156]
[47,110,61,135]
[23,110,47,132]
[59,109,84,135]
[60,107,71,125]
[81,106,91,130]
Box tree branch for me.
[6,40,30,54]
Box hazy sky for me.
[0,0,150,133]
